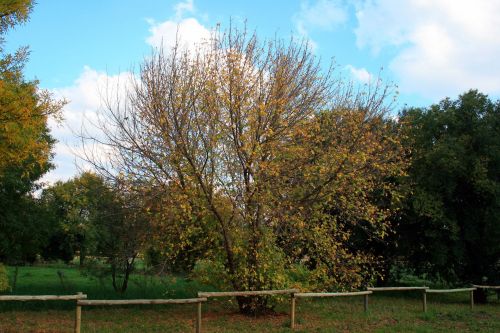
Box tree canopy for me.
[81,27,405,313]
[0,0,64,263]
[397,90,500,289]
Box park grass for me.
[0,265,499,332]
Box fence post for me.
[363,294,368,312]
[422,290,427,313]
[196,301,202,333]
[74,292,82,333]
[290,293,296,329]
[470,290,474,310]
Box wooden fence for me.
[473,285,500,300]
[367,286,429,312]
[198,289,298,298]
[291,291,372,329]
[75,297,207,333]
[198,289,298,329]
[0,292,87,332]
[0,286,491,331]
[425,288,476,311]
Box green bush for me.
[0,263,9,292]
[190,259,228,291]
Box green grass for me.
[0,265,499,332]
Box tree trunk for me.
[120,256,136,294]
[111,264,118,292]
[79,247,85,267]
[12,265,19,291]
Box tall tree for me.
[0,0,64,263]
[398,90,500,300]
[82,27,402,314]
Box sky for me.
[4,0,500,184]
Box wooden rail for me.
[291,291,372,329]
[424,288,476,311]
[78,298,206,305]
[198,289,298,330]
[0,292,87,333]
[367,287,429,291]
[426,288,476,293]
[198,289,298,298]
[76,297,207,333]
[472,285,500,289]
[295,291,372,298]
[473,285,500,300]
[367,286,429,312]
[0,294,87,301]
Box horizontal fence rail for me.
[291,291,372,329]
[295,291,372,298]
[425,288,476,312]
[426,288,476,293]
[473,285,500,300]
[0,293,87,333]
[472,285,500,290]
[0,294,87,301]
[367,287,429,291]
[76,297,207,333]
[367,286,428,312]
[78,298,206,306]
[198,289,298,330]
[198,289,298,298]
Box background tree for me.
[397,90,500,301]
[0,0,64,263]
[41,172,149,293]
[41,172,113,266]
[93,179,149,294]
[82,27,404,314]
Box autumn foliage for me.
[80,27,406,314]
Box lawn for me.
[0,265,499,332]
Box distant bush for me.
[0,263,9,291]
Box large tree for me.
[0,0,64,263]
[398,90,500,299]
[82,27,404,313]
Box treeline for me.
[0,1,499,314]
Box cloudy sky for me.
[5,0,500,183]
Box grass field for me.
[0,265,499,332]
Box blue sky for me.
[5,0,500,183]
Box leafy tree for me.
[398,90,500,300]
[0,0,64,263]
[94,183,149,294]
[82,27,403,314]
[41,172,111,266]
[42,173,149,293]
[272,108,406,289]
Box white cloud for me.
[293,0,348,49]
[354,0,500,99]
[43,67,133,184]
[146,0,210,52]
[146,17,211,51]
[345,64,373,84]
[174,0,194,19]
[43,0,211,184]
